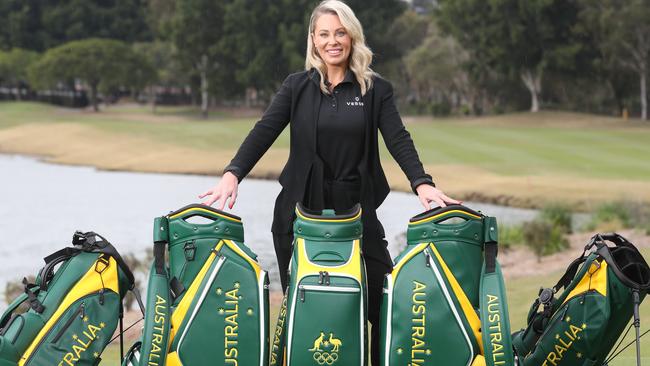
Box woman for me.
[199,0,459,362]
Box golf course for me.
[1,101,649,365]
[1,102,650,210]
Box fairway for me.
[1,102,649,209]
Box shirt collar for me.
[309,68,355,87]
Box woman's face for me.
[313,13,352,69]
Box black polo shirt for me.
[317,70,365,182]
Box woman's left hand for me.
[415,184,461,209]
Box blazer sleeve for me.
[223,75,293,181]
[377,80,435,193]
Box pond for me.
[0,154,541,296]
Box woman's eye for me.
[319,33,328,38]
[336,31,346,37]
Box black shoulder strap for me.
[553,254,587,292]
[483,216,498,273]
[75,231,137,289]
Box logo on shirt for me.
[346,96,364,107]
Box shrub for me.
[4,276,35,314]
[522,220,569,261]
[499,224,525,249]
[539,203,573,234]
[588,201,650,233]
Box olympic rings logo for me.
[312,351,339,365]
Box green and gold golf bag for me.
[380,204,514,366]
[122,204,269,366]
[271,203,367,366]
[512,233,650,366]
[0,231,139,366]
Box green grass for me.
[2,102,650,180]
[403,120,650,180]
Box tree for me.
[0,0,151,51]
[404,24,472,113]
[172,0,230,118]
[0,48,40,100]
[579,0,650,120]
[437,0,581,112]
[29,38,156,111]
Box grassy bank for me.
[2,101,649,210]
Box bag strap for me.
[74,231,137,289]
[553,254,587,293]
[22,278,45,314]
[591,233,650,291]
[38,247,81,291]
[479,216,515,366]
[134,216,172,366]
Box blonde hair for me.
[305,0,375,95]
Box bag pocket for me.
[386,248,478,366]
[287,277,364,366]
[174,253,266,366]
[23,290,120,366]
[521,291,607,366]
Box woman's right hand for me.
[199,171,239,210]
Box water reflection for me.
[0,154,539,296]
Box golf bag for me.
[512,233,650,366]
[271,203,367,366]
[0,231,139,366]
[380,204,514,366]
[122,204,269,366]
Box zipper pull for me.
[79,303,86,319]
[99,289,105,305]
[318,271,324,285]
[299,286,305,302]
[424,250,431,267]
[324,271,330,286]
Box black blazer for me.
[225,69,433,234]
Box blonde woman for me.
[200,0,459,361]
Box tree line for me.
[0,0,648,120]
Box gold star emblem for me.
[216,288,222,295]
[93,352,99,358]
[565,316,571,322]
[576,352,582,358]
[582,323,587,329]
[100,322,106,328]
[396,348,403,355]
[555,334,560,340]
[426,349,432,355]
[247,308,254,315]
[234,282,240,289]
[72,334,78,340]
[219,308,225,315]
[83,316,89,322]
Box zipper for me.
[51,303,85,344]
[298,284,361,302]
[24,290,108,365]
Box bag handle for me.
[167,203,242,223]
[409,204,483,224]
